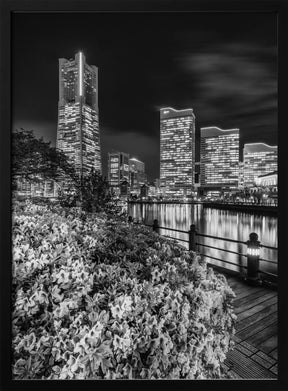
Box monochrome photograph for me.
[9,8,279,381]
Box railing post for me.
[153,219,159,234]
[246,232,261,285]
[189,224,196,251]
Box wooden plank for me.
[236,311,278,340]
[239,341,258,354]
[225,349,276,379]
[233,291,275,313]
[251,353,274,369]
[234,344,254,357]
[234,293,275,315]
[231,284,260,297]
[233,286,267,300]
[236,296,278,323]
[236,303,277,331]
[256,351,277,366]
[270,364,278,376]
[259,335,278,355]
[247,322,277,347]
[270,348,278,360]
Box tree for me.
[12,128,77,187]
[59,169,123,216]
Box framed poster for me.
[1,0,287,390]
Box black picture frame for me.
[1,1,288,390]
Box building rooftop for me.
[244,143,277,153]
[201,126,239,138]
[160,107,195,119]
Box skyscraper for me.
[200,127,239,191]
[160,107,196,199]
[108,151,130,188]
[243,143,277,187]
[129,157,147,192]
[57,52,101,177]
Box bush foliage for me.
[12,201,236,380]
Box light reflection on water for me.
[128,203,277,275]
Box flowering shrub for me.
[12,200,236,379]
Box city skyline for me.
[12,12,277,181]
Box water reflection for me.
[128,203,277,275]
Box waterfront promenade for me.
[127,215,278,379]
[223,274,278,379]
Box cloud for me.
[177,42,277,135]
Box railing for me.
[127,216,278,283]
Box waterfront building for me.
[255,171,277,188]
[57,52,101,177]
[243,143,278,187]
[160,107,196,199]
[108,151,130,188]
[200,127,239,192]
[129,157,147,192]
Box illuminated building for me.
[129,157,147,192]
[57,52,101,177]
[255,171,277,188]
[200,127,239,190]
[239,161,244,189]
[108,151,130,188]
[243,143,277,187]
[160,107,196,198]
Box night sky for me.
[12,12,277,181]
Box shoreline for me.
[128,200,277,215]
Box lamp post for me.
[246,232,261,285]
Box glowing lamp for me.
[246,232,261,256]
[247,247,261,257]
[246,232,261,284]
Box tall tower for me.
[200,126,239,191]
[57,52,101,177]
[160,107,195,199]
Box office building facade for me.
[160,107,196,198]
[57,52,101,177]
[129,157,147,192]
[243,143,277,187]
[200,127,239,190]
[108,151,130,188]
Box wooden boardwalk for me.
[223,275,278,379]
